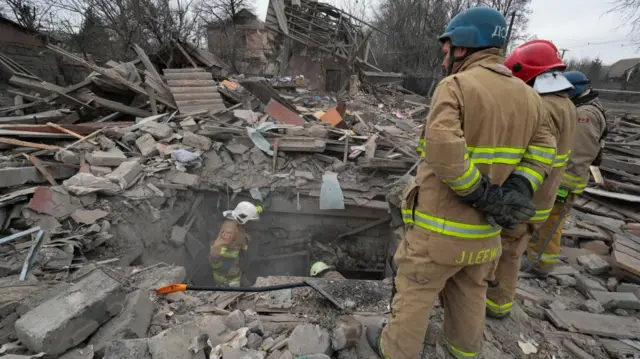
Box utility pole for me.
[559,48,569,59]
[503,11,516,53]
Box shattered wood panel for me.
[614,250,640,277]
[164,68,225,114]
[545,309,640,339]
[239,79,298,112]
[162,68,206,73]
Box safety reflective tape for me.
[210,261,223,269]
[443,162,481,192]
[213,271,241,284]
[513,166,543,191]
[486,298,513,315]
[416,138,426,155]
[530,208,552,222]
[561,173,587,193]
[401,209,501,239]
[523,145,556,165]
[219,247,240,259]
[539,253,559,264]
[557,188,569,198]
[466,146,524,165]
[553,152,571,167]
[445,339,480,359]
[379,337,391,359]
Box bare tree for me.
[609,0,640,35]
[4,0,53,30]
[197,0,255,22]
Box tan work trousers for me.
[379,228,496,359]
[527,201,570,274]
[485,223,532,318]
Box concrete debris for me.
[1,37,640,359]
[582,299,605,314]
[106,160,143,189]
[85,148,127,167]
[71,209,108,224]
[27,186,75,218]
[224,310,246,331]
[88,290,154,356]
[577,254,612,275]
[140,122,174,139]
[103,339,151,359]
[136,133,159,157]
[14,269,126,355]
[288,324,332,357]
[165,171,200,187]
[182,131,212,151]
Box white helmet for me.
[310,261,330,277]
[223,201,262,224]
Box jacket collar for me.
[455,48,506,74]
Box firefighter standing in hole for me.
[310,261,346,280]
[210,201,262,287]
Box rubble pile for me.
[1,34,640,359]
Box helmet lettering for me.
[491,25,507,39]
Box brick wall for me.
[0,43,59,84]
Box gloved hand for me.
[498,174,536,228]
[458,174,535,229]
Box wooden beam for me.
[0,137,60,150]
[27,154,57,186]
[46,44,176,109]
[174,40,198,68]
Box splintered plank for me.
[545,309,640,339]
[614,250,640,277]
[172,93,221,102]
[163,72,213,81]
[163,68,206,73]
[167,80,217,87]
[169,87,219,94]
[164,68,226,114]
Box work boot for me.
[364,318,386,358]
[519,257,548,279]
[485,307,511,320]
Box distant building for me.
[206,9,278,76]
[607,57,640,82]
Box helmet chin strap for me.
[444,45,470,76]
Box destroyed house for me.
[263,0,402,92]
[206,9,278,76]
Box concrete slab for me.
[14,269,126,355]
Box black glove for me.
[458,174,510,227]
[499,174,536,228]
[458,174,535,229]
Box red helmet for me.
[504,40,566,83]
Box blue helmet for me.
[563,71,590,98]
[439,7,508,49]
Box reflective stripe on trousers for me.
[486,298,513,316]
[445,340,480,359]
[530,208,552,222]
[401,209,501,240]
[213,271,241,285]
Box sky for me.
[255,0,640,65]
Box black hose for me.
[186,282,309,292]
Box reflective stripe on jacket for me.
[210,220,248,260]
[409,48,556,255]
[530,93,577,223]
[563,96,607,194]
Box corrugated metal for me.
[164,68,226,114]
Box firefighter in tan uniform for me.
[525,71,608,274]
[310,261,346,280]
[210,201,262,287]
[486,40,577,318]
[365,7,556,359]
